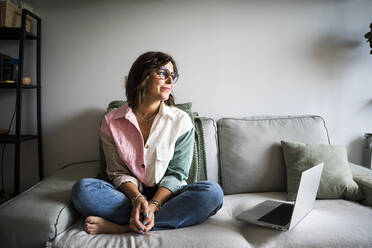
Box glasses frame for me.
[156,67,179,83]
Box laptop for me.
[236,163,324,231]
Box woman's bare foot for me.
[84,216,130,234]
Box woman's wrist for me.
[148,203,157,213]
[131,194,146,206]
[148,199,161,212]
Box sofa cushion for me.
[52,203,250,248]
[218,116,330,194]
[0,161,100,248]
[52,192,372,248]
[281,141,363,201]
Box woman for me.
[72,51,223,234]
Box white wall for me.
[1,0,371,193]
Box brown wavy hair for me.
[125,51,178,109]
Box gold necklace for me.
[135,111,157,122]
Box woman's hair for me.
[125,51,178,108]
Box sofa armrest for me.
[0,161,100,248]
[349,162,372,207]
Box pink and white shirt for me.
[100,102,194,193]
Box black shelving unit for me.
[0,9,43,195]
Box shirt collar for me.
[111,103,132,120]
[113,102,174,120]
[158,101,175,119]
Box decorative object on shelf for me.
[0,0,33,33]
[22,76,31,84]
[365,22,372,55]
[363,133,372,169]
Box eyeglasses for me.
[156,68,179,83]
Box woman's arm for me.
[142,186,172,232]
[100,132,142,190]
[148,187,172,212]
[119,182,149,233]
[158,128,195,193]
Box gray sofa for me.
[1,115,372,248]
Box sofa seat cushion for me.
[52,212,250,248]
[52,193,372,248]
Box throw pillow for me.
[281,140,363,201]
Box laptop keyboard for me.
[257,203,294,227]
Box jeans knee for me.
[72,178,87,195]
[195,181,224,208]
[71,178,95,205]
[208,181,224,206]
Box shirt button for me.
[141,164,145,168]
[145,145,149,149]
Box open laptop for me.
[236,163,324,231]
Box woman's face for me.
[145,61,175,102]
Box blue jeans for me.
[71,179,224,230]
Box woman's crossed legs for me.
[71,179,223,234]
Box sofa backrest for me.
[217,115,330,195]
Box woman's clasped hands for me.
[129,195,156,234]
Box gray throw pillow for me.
[281,140,363,201]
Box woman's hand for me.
[129,197,148,233]
[127,186,172,233]
[142,203,157,232]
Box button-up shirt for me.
[100,102,194,193]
